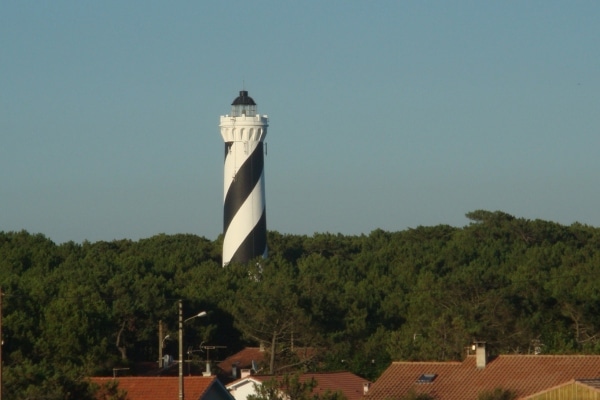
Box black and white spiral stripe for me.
[222,141,267,266]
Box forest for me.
[1,210,600,399]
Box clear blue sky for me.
[2,1,599,244]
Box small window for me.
[417,374,437,383]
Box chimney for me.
[241,369,252,378]
[232,362,239,379]
[202,361,212,376]
[363,382,371,395]
[474,341,487,369]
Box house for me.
[90,376,234,400]
[226,371,370,400]
[218,347,266,381]
[523,379,600,399]
[218,346,319,383]
[363,343,600,400]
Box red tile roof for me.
[218,347,266,376]
[218,347,319,378]
[301,371,370,400]
[90,376,217,400]
[235,371,370,400]
[364,355,600,400]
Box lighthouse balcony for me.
[220,126,267,142]
[221,114,268,121]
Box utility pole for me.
[178,300,184,400]
[1,287,3,400]
[158,320,164,369]
[178,301,207,400]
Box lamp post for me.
[158,334,170,369]
[178,300,207,400]
[1,288,3,400]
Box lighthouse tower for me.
[219,90,269,266]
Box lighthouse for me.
[219,90,269,266]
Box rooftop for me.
[90,376,219,400]
[228,371,369,400]
[365,355,600,400]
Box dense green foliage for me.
[1,210,600,398]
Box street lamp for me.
[185,311,207,323]
[179,300,207,400]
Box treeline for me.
[1,210,600,398]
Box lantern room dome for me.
[230,90,257,117]
[231,90,256,106]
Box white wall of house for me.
[227,378,262,400]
